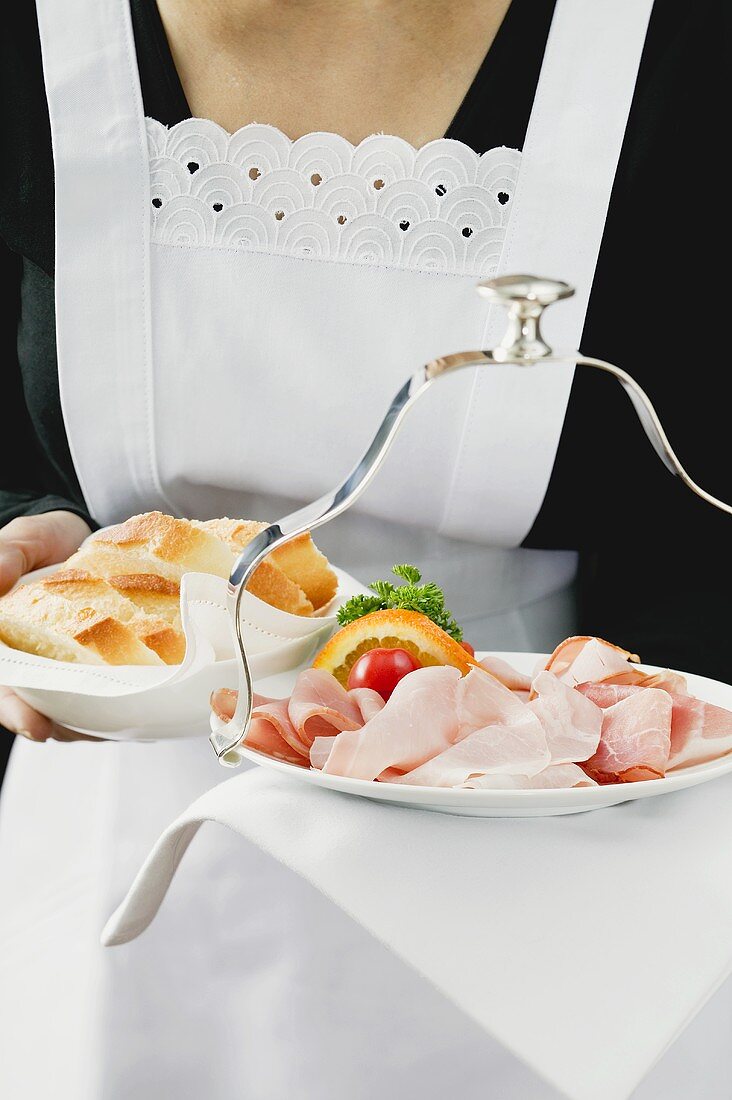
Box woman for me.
[1,0,730,1097]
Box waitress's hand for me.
[0,510,101,742]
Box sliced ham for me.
[528,671,602,764]
[247,700,309,765]
[533,636,640,697]
[245,699,308,761]
[456,667,537,734]
[478,654,532,693]
[214,671,385,765]
[577,683,639,709]
[591,667,688,693]
[348,687,387,724]
[211,688,307,766]
[578,682,732,770]
[463,764,597,790]
[642,670,688,693]
[321,666,463,781]
[387,668,550,788]
[287,668,380,747]
[581,688,672,783]
[212,633,729,790]
[666,693,732,769]
[391,719,550,787]
[310,736,337,770]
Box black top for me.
[1,0,730,678]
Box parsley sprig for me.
[336,564,463,642]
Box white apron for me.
[8,2,728,1098]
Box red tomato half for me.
[347,647,422,701]
[460,641,476,658]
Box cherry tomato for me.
[347,647,422,701]
[460,641,476,658]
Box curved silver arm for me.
[573,355,732,515]
[210,352,491,763]
[211,274,732,765]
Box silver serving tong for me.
[210,274,731,765]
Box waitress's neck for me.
[156,0,512,145]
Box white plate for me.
[239,652,732,817]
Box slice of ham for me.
[391,720,550,787]
[387,669,550,788]
[215,671,385,765]
[580,682,732,770]
[581,688,672,783]
[321,666,463,781]
[528,671,602,763]
[287,668,382,748]
[463,764,597,790]
[589,667,689,693]
[456,667,542,736]
[211,688,307,766]
[535,636,640,697]
[666,693,732,769]
[247,700,309,766]
[478,654,532,693]
[540,637,688,696]
[642,670,688,693]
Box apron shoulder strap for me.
[441,0,655,545]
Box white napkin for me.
[103,767,732,1100]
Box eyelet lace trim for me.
[147,118,520,276]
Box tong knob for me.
[477,274,574,361]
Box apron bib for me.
[40,0,650,547]
[8,4,710,1100]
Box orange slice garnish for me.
[312,609,477,687]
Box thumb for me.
[0,511,91,596]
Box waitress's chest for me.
[40,0,654,545]
[147,122,518,524]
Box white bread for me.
[0,512,336,665]
[105,574,182,629]
[0,583,164,665]
[196,518,338,611]
[38,569,185,664]
[69,512,233,582]
[194,519,313,615]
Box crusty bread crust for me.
[88,512,233,577]
[39,568,185,663]
[196,518,337,611]
[106,574,180,596]
[106,574,182,630]
[0,585,164,665]
[0,512,336,665]
[246,560,313,616]
[269,534,338,610]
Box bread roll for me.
[0,511,337,665]
[269,535,338,610]
[16,569,185,665]
[105,574,182,629]
[69,511,233,583]
[0,584,164,666]
[197,519,338,611]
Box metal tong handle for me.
[210,275,731,764]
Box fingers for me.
[0,511,92,596]
[0,687,104,743]
[211,688,237,721]
[0,541,31,596]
